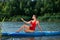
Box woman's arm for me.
[21,18,31,24]
[37,21,42,31]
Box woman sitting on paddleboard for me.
[16,15,42,32]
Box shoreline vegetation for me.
[0,0,60,22]
[0,13,60,22]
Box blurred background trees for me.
[0,0,60,22]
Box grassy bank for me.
[0,13,60,22]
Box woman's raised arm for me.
[21,18,31,24]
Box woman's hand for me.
[21,18,31,24]
[21,18,27,23]
[21,18,24,21]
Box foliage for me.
[0,0,60,22]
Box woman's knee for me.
[23,24,26,27]
[22,24,26,26]
[22,24,27,28]
[23,24,29,28]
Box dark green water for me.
[0,22,60,40]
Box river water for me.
[0,22,60,40]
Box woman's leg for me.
[16,24,30,32]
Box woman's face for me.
[32,15,36,20]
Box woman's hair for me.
[33,14,38,18]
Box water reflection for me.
[1,36,60,40]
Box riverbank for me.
[0,14,60,22]
[0,15,60,22]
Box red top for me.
[29,21,36,30]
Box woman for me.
[16,15,42,32]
